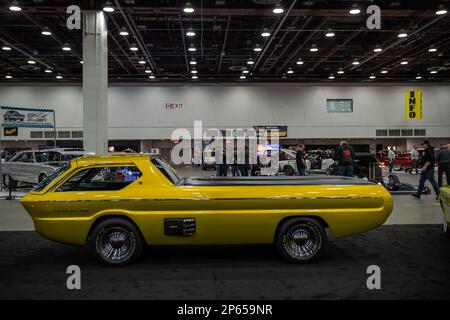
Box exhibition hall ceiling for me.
[0,0,449,83]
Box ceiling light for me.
[242,70,249,74]
[261,29,271,37]
[247,59,254,65]
[381,70,388,74]
[45,69,53,73]
[149,75,155,79]
[430,70,438,74]
[400,60,408,65]
[192,75,198,79]
[138,60,146,64]
[188,44,197,52]
[186,28,196,37]
[337,69,344,74]
[349,4,360,15]
[41,28,52,36]
[191,69,198,74]
[287,68,294,74]
[5,74,13,79]
[325,30,335,38]
[27,60,36,64]
[103,2,115,12]
[130,45,138,51]
[310,44,318,52]
[80,61,83,64]
[369,74,376,79]
[428,47,437,52]
[329,74,335,79]
[56,75,63,79]
[2,46,11,51]
[240,75,246,79]
[352,60,360,65]
[296,58,304,65]
[398,32,408,38]
[189,59,197,65]
[62,44,71,51]
[145,69,152,74]
[119,28,129,36]
[273,4,284,14]
[253,44,262,52]
[436,6,447,15]
[373,45,382,52]
[183,2,194,13]
[9,1,21,11]
[416,75,422,79]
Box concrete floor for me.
[0,168,444,231]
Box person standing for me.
[410,145,419,174]
[295,144,306,176]
[437,143,450,187]
[388,147,396,173]
[334,141,355,177]
[412,140,440,199]
[215,147,228,177]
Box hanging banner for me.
[1,106,55,128]
[405,90,423,120]
[254,126,288,138]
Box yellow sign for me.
[405,90,423,120]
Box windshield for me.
[33,162,71,192]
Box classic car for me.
[376,150,412,171]
[278,149,335,176]
[2,148,92,188]
[3,110,25,122]
[20,153,393,266]
[439,185,450,237]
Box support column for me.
[82,11,108,154]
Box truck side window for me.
[56,166,142,192]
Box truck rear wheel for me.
[89,218,144,266]
[275,217,326,263]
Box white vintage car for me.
[278,149,336,175]
[1,148,92,188]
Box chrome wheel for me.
[393,163,402,171]
[96,226,136,264]
[283,224,321,260]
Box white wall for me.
[0,84,449,140]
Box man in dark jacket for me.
[437,143,450,187]
[334,141,355,177]
[295,144,306,176]
[412,140,440,199]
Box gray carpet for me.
[0,225,449,299]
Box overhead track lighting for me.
[381,70,388,74]
[352,60,360,65]
[56,74,63,79]
[189,59,197,65]
[188,44,197,52]
[186,28,196,37]
[119,28,129,36]
[45,69,53,73]
[62,44,71,51]
[369,74,376,79]
[138,60,146,65]
[398,31,408,38]
[261,29,271,37]
[296,58,304,65]
[430,70,438,74]
[310,44,318,52]
[145,69,152,74]
[5,74,13,79]
[242,70,249,74]
[400,60,408,65]
[247,59,254,65]
[103,1,115,13]
[130,44,138,51]
[240,75,246,79]
[192,75,198,79]
[287,68,294,74]
[325,30,335,38]
[27,60,36,64]
[273,4,284,14]
[329,74,335,79]
[41,27,52,36]
[337,69,344,74]
[253,44,262,52]
[416,74,422,79]
[436,5,447,15]
[428,47,437,52]
[149,75,155,79]
[9,1,22,12]
[2,46,11,51]
[373,45,382,52]
[349,4,360,15]
[183,2,194,13]
[191,69,198,74]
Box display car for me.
[20,153,393,266]
[305,149,335,174]
[376,150,412,171]
[3,110,25,122]
[2,148,91,188]
[439,185,450,238]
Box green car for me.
[439,186,450,237]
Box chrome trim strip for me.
[33,196,382,203]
